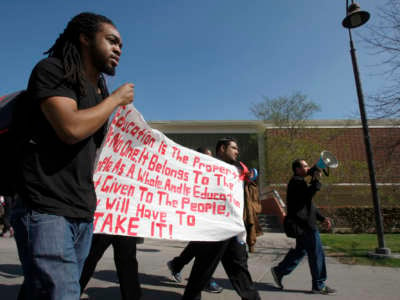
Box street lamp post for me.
[342,0,391,255]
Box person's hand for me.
[323,218,332,231]
[312,169,322,181]
[112,83,134,106]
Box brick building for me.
[150,119,400,212]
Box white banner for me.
[93,106,245,241]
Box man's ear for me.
[79,33,90,47]
[294,167,299,176]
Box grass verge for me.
[320,233,400,267]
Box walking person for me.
[0,195,14,237]
[181,137,261,300]
[167,146,223,293]
[80,234,141,300]
[243,168,263,253]
[271,159,336,295]
[11,12,134,300]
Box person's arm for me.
[40,83,134,144]
[315,206,326,222]
[315,205,332,230]
[309,169,324,221]
[287,179,309,222]
[310,170,331,229]
[306,169,322,199]
[322,217,332,230]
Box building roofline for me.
[148,119,400,133]
[149,120,266,134]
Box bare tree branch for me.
[250,92,320,141]
[361,0,400,119]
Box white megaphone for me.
[312,150,339,176]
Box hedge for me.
[318,206,400,233]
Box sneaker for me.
[167,261,182,283]
[312,286,337,295]
[204,280,223,293]
[271,267,283,289]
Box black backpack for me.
[0,76,109,196]
[0,90,29,196]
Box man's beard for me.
[97,57,116,76]
[90,45,116,76]
[101,62,116,76]
[225,156,236,165]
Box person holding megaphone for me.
[271,159,337,295]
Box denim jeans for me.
[275,229,327,290]
[11,204,93,300]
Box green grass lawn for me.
[320,233,400,267]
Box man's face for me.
[204,149,212,156]
[220,141,239,164]
[296,160,310,177]
[89,23,122,76]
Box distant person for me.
[11,12,133,300]
[195,146,212,156]
[243,167,263,252]
[167,146,223,294]
[0,195,14,237]
[271,159,336,295]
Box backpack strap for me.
[0,90,25,134]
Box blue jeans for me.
[275,229,327,290]
[11,205,93,300]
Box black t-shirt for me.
[18,57,106,220]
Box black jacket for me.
[286,175,325,231]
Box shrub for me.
[319,206,400,233]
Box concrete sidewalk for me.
[0,233,399,300]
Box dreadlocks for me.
[44,12,114,96]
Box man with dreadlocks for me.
[11,12,133,300]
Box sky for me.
[0,0,387,121]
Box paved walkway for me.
[0,233,399,299]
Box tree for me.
[251,92,320,139]
[251,92,322,183]
[251,93,368,185]
[362,0,400,119]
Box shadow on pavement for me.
[252,248,292,255]
[165,245,186,250]
[85,285,182,300]
[206,276,311,295]
[92,270,187,289]
[137,248,160,253]
[85,272,184,299]
[254,281,315,294]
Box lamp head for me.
[342,2,370,29]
